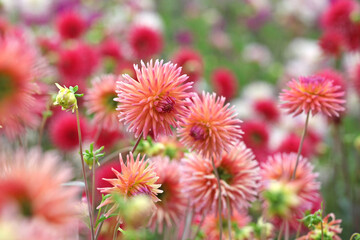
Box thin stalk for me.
[92,155,95,220]
[38,98,52,146]
[277,222,284,240]
[211,157,223,240]
[95,205,109,240]
[284,221,289,240]
[76,108,95,240]
[131,132,143,153]
[295,222,302,239]
[292,111,310,180]
[113,221,121,240]
[181,204,193,240]
[321,221,324,240]
[226,196,232,240]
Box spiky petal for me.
[178,92,243,158]
[115,59,194,140]
[279,76,345,117]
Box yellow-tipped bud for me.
[53,83,78,112]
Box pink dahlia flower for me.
[116,59,193,140]
[182,142,259,214]
[280,76,345,117]
[260,153,320,231]
[85,74,120,131]
[97,153,162,217]
[178,92,242,158]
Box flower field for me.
[1,0,360,239]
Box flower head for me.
[148,157,186,232]
[85,75,120,130]
[128,25,163,60]
[56,11,86,40]
[260,153,320,231]
[97,153,162,217]
[279,76,345,117]
[0,148,79,239]
[182,142,259,214]
[178,92,242,158]
[172,48,203,84]
[116,59,193,140]
[53,83,79,112]
[211,68,238,101]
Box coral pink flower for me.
[182,142,259,214]
[0,148,79,239]
[211,67,238,101]
[172,48,203,84]
[128,25,163,60]
[97,153,162,216]
[49,112,89,151]
[253,99,280,123]
[0,33,45,139]
[85,74,120,130]
[56,11,86,40]
[297,213,342,240]
[178,92,242,158]
[116,59,193,140]
[148,157,186,232]
[279,76,346,117]
[260,153,320,231]
[201,210,250,240]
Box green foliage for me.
[83,143,105,169]
[300,209,323,230]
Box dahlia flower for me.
[178,92,243,158]
[201,210,250,240]
[0,148,79,240]
[0,33,45,139]
[182,142,259,214]
[116,59,193,140]
[298,213,342,240]
[280,76,346,117]
[260,153,320,230]
[97,153,162,217]
[211,68,238,101]
[49,112,89,151]
[85,74,120,130]
[148,157,186,232]
[172,48,203,84]
[128,25,163,59]
[253,99,280,123]
[56,11,86,40]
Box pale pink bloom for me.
[0,148,79,240]
[280,76,345,117]
[115,59,193,140]
[85,74,120,130]
[148,156,187,232]
[260,153,320,231]
[182,142,259,214]
[178,91,243,158]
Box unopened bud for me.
[53,83,78,112]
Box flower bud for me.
[123,195,155,229]
[53,83,78,112]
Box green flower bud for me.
[53,83,79,112]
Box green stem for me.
[292,111,310,180]
[211,157,223,240]
[76,108,95,240]
[191,211,206,240]
[113,221,121,240]
[131,132,143,153]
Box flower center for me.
[155,96,176,113]
[190,125,207,141]
[217,166,233,184]
[103,92,118,111]
[19,197,33,217]
[0,71,16,101]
